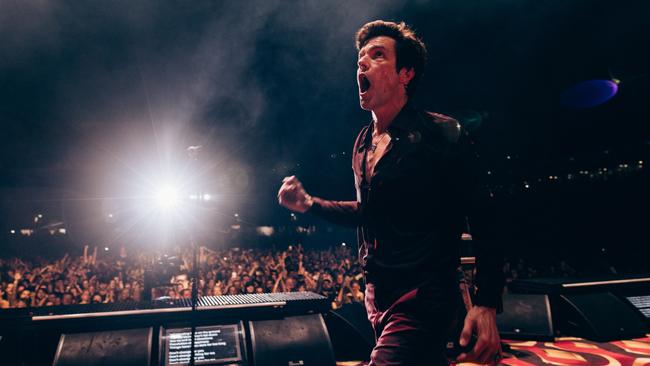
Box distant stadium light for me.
[155,185,180,210]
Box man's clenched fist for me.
[277,176,313,213]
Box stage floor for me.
[336,334,650,366]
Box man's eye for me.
[373,51,384,58]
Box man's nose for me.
[357,57,369,72]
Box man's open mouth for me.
[359,74,371,93]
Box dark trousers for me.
[365,283,461,366]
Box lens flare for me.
[560,79,619,109]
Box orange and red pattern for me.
[493,335,650,366]
[337,335,650,366]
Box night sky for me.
[1,1,648,252]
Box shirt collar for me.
[359,102,418,150]
[387,101,418,136]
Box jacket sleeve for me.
[308,198,361,228]
[306,125,367,228]
[455,130,505,311]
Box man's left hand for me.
[456,306,502,365]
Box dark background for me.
[0,1,648,271]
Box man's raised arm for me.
[278,175,360,227]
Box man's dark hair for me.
[356,20,427,97]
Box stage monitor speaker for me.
[0,333,20,366]
[559,292,646,341]
[53,327,152,366]
[250,314,335,366]
[324,303,374,361]
[497,293,554,340]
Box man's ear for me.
[399,67,415,87]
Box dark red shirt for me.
[310,103,504,310]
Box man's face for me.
[357,36,409,111]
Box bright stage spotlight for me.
[155,185,180,210]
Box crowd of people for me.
[0,245,145,309]
[502,257,578,285]
[0,241,600,310]
[0,244,366,310]
[154,244,366,309]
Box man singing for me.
[278,20,504,365]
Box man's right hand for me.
[278,175,313,213]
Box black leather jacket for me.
[310,103,504,310]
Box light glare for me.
[155,185,180,209]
